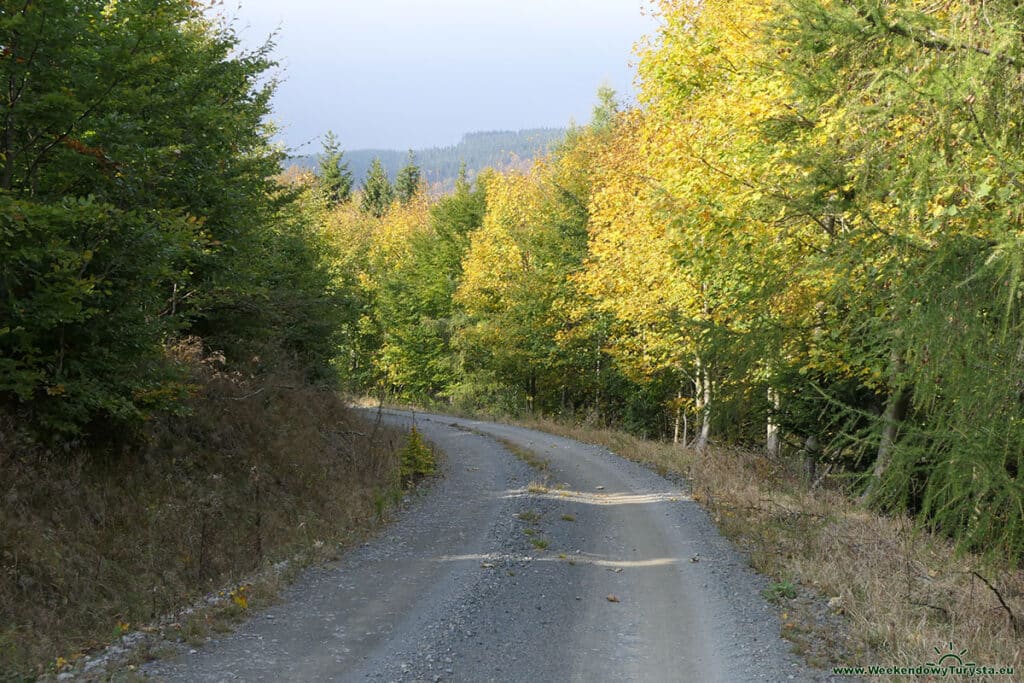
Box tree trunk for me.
[3,31,17,191]
[694,355,711,451]
[673,403,681,445]
[862,351,912,501]
[672,388,687,447]
[802,435,819,485]
[766,386,781,457]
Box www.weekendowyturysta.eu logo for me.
[926,642,974,669]
[831,642,1015,678]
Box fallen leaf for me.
[607,567,623,573]
[690,555,700,563]
[606,594,620,603]
[480,562,495,569]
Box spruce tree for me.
[318,130,353,205]
[395,150,422,204]
[360,157,394,217]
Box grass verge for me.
[517,416,1024,678]
[1,348,420,681]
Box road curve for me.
[143,410,832,682]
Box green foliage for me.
[317,131,354,205]
[371,173,486,401]
[360,158,395,218]
[398,427,436,482]
[0,195,192,433]
[310,0,1024,562]
[395,150,422,204]
[766,0,1024,557]
[213,189,351,384]
[453,126,612,416]
[762,580,797,603]
[0,1,350,437]
[443,369,528,417]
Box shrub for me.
[398,427,436,483]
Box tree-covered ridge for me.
[338,0,1024,562]
[288,128,567,191]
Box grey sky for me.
[221,0,659,153]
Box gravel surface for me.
[142,410,843,682]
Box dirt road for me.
[143,410,832,682]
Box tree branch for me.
[857,4,1018,67]
[971,571,1022,634]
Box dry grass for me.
[0,345,408,680]
[518,417,1024,680]
[495,437,550,473]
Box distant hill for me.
[287,128,567,191]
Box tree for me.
[590,85,620,135]
[317,130,353,205]
[767,0,1024,556]
[0,0,350,437]
[454,131,604,415]
[0,0,284,435]
[395,150,422,204]
[360,158,394,218]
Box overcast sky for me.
[218,0,659,153]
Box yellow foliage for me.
[230,585,249,610]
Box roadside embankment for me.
[1,357,415,681]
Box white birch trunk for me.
[766,386,781,457]
[694,355,711,451]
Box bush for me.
[398,427,436,483]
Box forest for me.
[0,0,405,673]
[323,0,1024,563]
[287,128,567,192]
[4,0,1024,673]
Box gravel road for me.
[143,410,838,682]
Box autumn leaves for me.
[335,0,1024,559]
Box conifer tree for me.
[395,150,422,205]
[360,157,394,217]
[317,130,353,205]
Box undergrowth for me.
[398,427,437,483]
[0,344,412,680]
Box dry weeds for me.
[519,417,1024,680]
[1,345,407,680]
